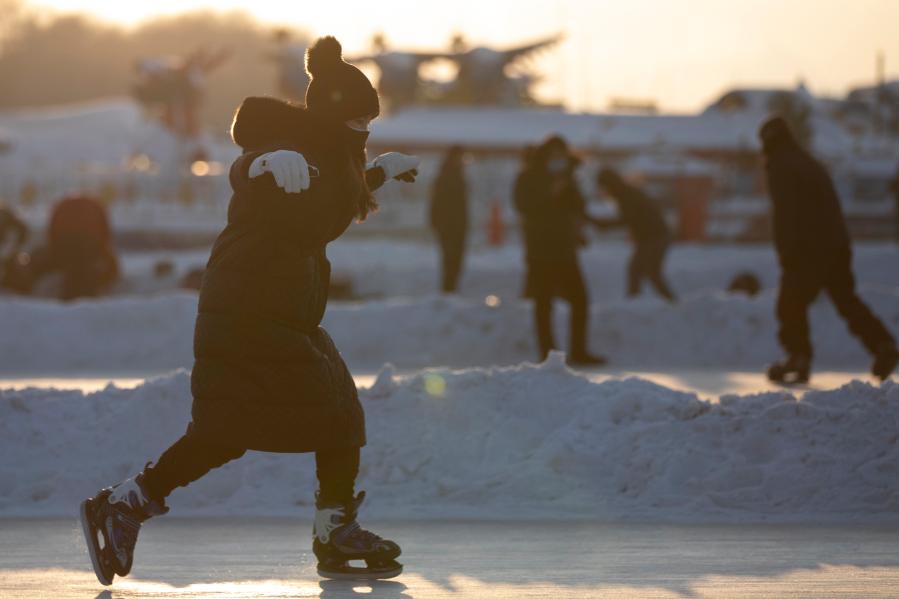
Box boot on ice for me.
[80,472,168,585]
[872,342,899,382]
[767,354,811,385]
[313,491,402,580]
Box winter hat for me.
[305,36,379,121]
[230,96,304,151]
[758,116,796,153]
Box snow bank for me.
[2,357,898,522]
[113,240,899,303]
[3,286,898,375]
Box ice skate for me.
[872,342,898,382]
[767,354,811,385]
[79,473,167,585]
[313,491,402,580]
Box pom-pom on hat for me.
[305,36,379,121]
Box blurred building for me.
[366,81,899,241]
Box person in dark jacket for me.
[46,195,120,300]
[79,37,420,585]
[429,145,468,292]
[514,135,605,366]
[595,168,677,302]
[760,116,897,383]
[1,196,119,299]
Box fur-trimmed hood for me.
[230,96,335,152]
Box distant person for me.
[45,195,119,300]
[890,164,899,243]
[0,203,28,262]
[594,168,677,302]
[429,145,469,292]
[514,135,605,366]
[759,116,897,384]
[79,37,416,586]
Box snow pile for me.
[3,286,898,374]
[1,358,897,521]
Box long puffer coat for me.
[189,96,384,453]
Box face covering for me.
[341,126,370,154]
[547,158,568,174]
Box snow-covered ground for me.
[2,280,896,375]
[1,241,896,524]
[115,238,899,302]
[5,519,899,598]
[3,241,898,374]
[1,357,898,522]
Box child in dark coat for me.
[80,36,421,584]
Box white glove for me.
[249,150,310,194]
[372,152,420,181]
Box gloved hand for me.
[371,152,420,183]
[248,150,310,194]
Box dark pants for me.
[531,256,589,359]
[777,259,895,358]
[141,425,360,505]
[436,229,466,293]
[628,238,675,301]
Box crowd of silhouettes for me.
[421,125,897,381]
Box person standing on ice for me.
[429,145,469,293]
[760,116,898,384]
[594,168,677,303]
[79,36,420,585]
[514,135,605,366]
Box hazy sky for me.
[28,0,899,113]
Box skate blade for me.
[318,562,403,580]
[80,499,113,586]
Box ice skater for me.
[80,36,421,584]
[594,168,677,303]
[429,145,469,293]
[759,116,897,384]
[514,135,605,366]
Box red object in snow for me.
[675,176,713,242]
[487,199,505,246]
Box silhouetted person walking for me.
[514,135,605,366]
[760,116,897,383]
[429,145,468,292]
[594,168,677,302]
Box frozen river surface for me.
[2,518,899,598]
